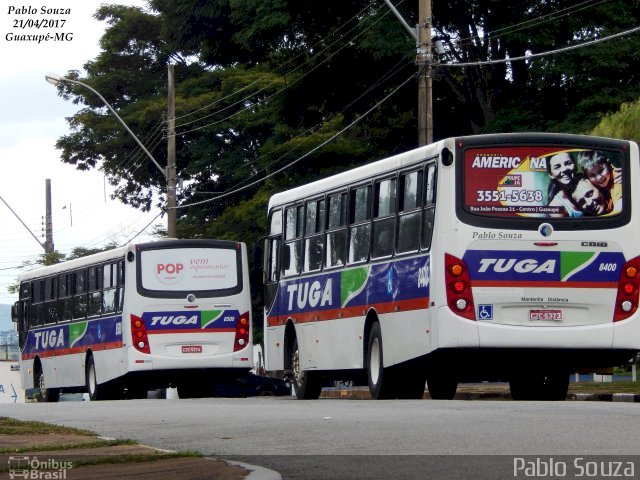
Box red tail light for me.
[614,256,640,322]
[234,312,250,352]
[131,314,151,354]
[445,253,476,320]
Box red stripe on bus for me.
[267,297,429,327]
[472,281,617,288]
[21,341,124,360]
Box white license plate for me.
[182,345,203,354]
[529,309,563,321]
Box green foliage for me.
[591,99,640,143]
[54,0,640,253]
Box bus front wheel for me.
[289,338,322,400]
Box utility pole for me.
[418,0,433,146]
[382,0,433,146]
[167,65,177,238]
[44,179,54,254]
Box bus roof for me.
[268,140,444,210]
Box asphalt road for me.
[4,397,640,479]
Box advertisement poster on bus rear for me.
[463,146,624,218]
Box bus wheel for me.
[366,322,396,399]
[426,369,457,400]
[290,338,322,400]
[34,363,59,403]
[84,355,121,401]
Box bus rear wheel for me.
[34,363,59,403]
[85,355,122,401]
[367,322,397,399]
[426,369,458,400]
[289,338,322,400]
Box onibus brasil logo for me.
[8,456,73,479]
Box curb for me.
[323,388,640,402]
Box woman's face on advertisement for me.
[584,162,611,188]
[548,153,576,186]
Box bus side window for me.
[303,199,325,273]
[44,276,58,324]
[103,263,117,314]
[372,178,396,259]
[422,164,437,250]
[326,192,347,268]
[88,266,103,318]
[116,261,125,312]
[59,274,73,322]
[283,205,303,277]
[397,170,423,253]
[349,185,372,264]
[73,269,88,320]
[31,280,44,327]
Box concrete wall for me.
[0,360,25,403]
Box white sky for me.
[0,0,163,304]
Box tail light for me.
[130,314,151,354]
[614,256,640,322]
[234,312,250,352]
[445,253,476,320]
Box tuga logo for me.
[150,315,198,326]
[34,328,64,350]
[155,262,184,285]
[286,279,333,311]
[478,258,556,274]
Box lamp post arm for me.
[0,194,46,251]
[60,77,167,178]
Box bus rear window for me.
[139,247,240,294]
[463,146,624,219]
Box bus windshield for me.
[462,145,625,219]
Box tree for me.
[591,99,640,142]
[54,0,640,250]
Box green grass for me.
[0,417,201,473]
[0,417,95,436]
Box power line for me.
[439,24,640,68]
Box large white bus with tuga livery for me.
[13,239,253,400]
[262,133,640,400]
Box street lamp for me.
[45,73,177,237]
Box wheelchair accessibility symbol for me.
[478,304,493,320]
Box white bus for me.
[13,239,253,401]
[263,133,640,400]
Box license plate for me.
[529,309,563,321]
[182,345,202,354]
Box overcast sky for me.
[0,0,162,305]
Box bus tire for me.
[34,362,60,403]
[426,369,458,400]
[290,338,322,400]
[85,355,122,401]
[366,322,396,399]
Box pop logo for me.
[155,262,184,285]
